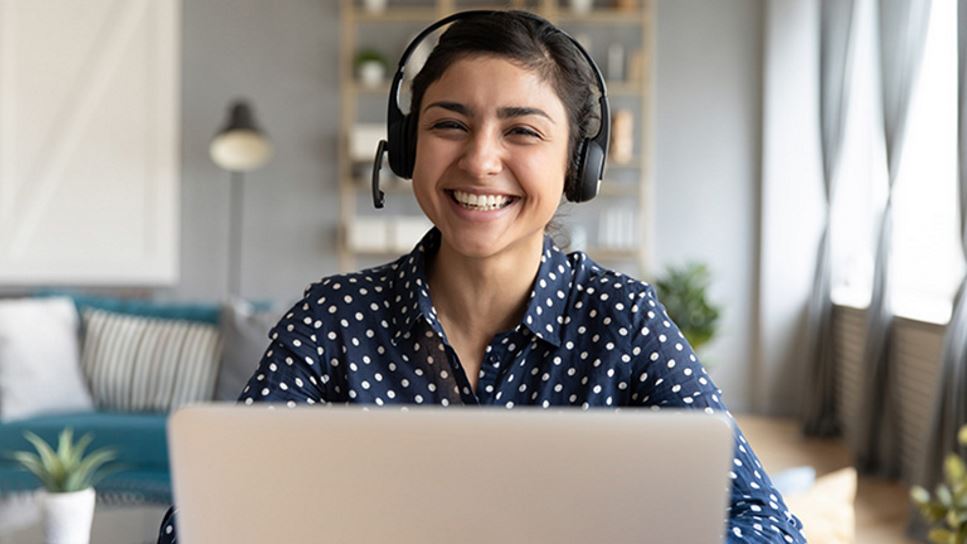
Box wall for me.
[170,0,341,303]
[653,0,764,412]
[757,0,825,416]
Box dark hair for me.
[408,10,601,200]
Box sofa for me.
[0,292,279,506]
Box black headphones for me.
[372,9,610,208]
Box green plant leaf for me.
[947,509,961,530]
[913,486,933,505]
[11,452,57,490]
[56,428,73,460]
[23,432,66,489]
[939,484,955,508]
[654,262,722,357]
[929,528,956,544]
[66,433,94,468]
[947,454,967,486]
[922,502,949,524]
[87,463,126,489]
[65,448,118,491]
[10,430,121,493]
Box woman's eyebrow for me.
[422,101,554,124]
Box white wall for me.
[757,0,825,416]
[171,0,341,303]
[653,0,765,413]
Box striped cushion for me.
[80,309,223,411]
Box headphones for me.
[372,9,610,208]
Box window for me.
[831,0,960,325]
[889,0,960,323]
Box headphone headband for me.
[373,9,611,208]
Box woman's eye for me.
[509,127,541,138]
[431,121,465,131]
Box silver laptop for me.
[168,405,734,543]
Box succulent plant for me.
[10,428,121,493]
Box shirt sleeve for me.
[629,286,806,544]
[157,289,333,544]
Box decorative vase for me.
[41,488,95,544]
[362,0,387,14]
[358,61,386,89]
[569,0,593,15]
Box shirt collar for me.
[387,227,573,348]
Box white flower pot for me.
[358,61,386,89]
[569,0,594,15]
[363,0,387,14]
[41,488,95,544]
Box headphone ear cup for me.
[387,114,414,179]
[572,139,604,203]
[402,113,417,179]
[566,139,588,202]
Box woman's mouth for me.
[446,190,519,211]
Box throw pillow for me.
[784,467,857,544]
[0,297,94,421]
[81,309,223,411]
[215,299,282,401]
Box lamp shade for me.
[210,100,272,172]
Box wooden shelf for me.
[354,7,439,22]
[586,247,641,261]
[607,80,644,96]
[557,9,648,25]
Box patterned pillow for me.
[80,309,223,412]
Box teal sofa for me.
[0,293,224,505]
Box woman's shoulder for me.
[564,250,662,325]
[565,250,657,299]
[300,257,407,304]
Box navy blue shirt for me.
[159,228,805,543]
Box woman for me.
[159,10,804,543]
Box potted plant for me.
[354,49,389,89]
[911,424,967,543]
[654,262,722,356]
[10,428,120,544]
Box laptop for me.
[168,405,735,543]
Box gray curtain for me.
[802,0,857,437]
[855,0,932,476]
[919,0,967,502]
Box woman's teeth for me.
[452,190,513,211]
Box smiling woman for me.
[157,10,805,544]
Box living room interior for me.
[0,0,960,542]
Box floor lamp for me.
[209,100,272,298]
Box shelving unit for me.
[338,0,653,277]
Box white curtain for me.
[802,0,857,437]
[855,0,932,476]
[919,0,967,503]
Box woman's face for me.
[411,55,569,261]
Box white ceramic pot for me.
[358,61,386,88]
[569,0,594,15]
[363,0,387,14]
[41,488,95,544]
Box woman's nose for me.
[457,130,503,178]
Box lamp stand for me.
[228,171,244,298]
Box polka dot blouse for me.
[158,228,805,543]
